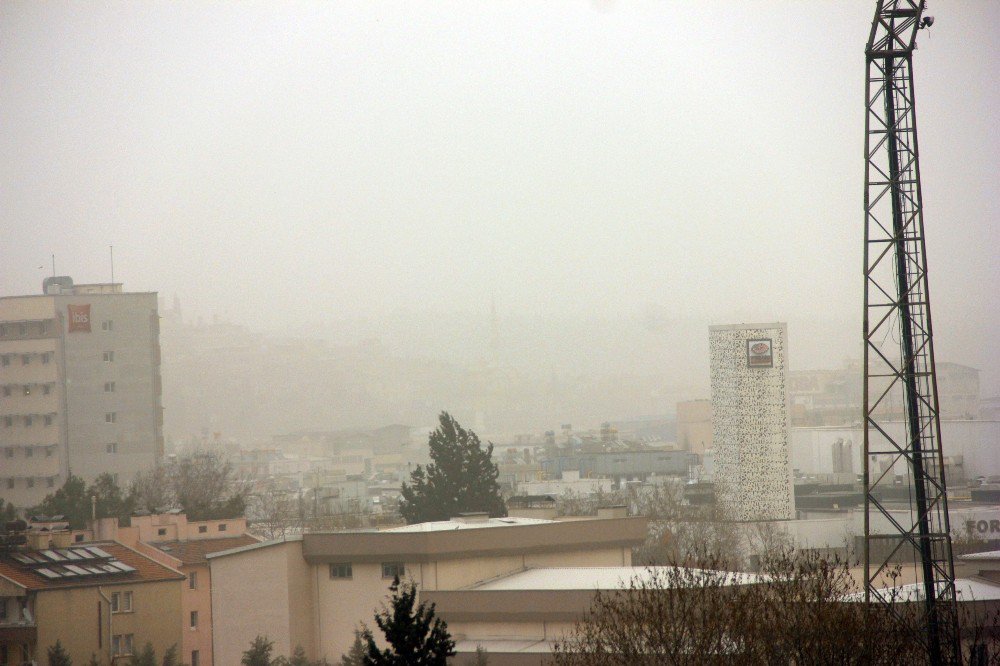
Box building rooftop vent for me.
[452,513,491,524]
[42,276,74,295]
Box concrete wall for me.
[57,292,162,485]
[210,541,308,666]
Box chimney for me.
[50,531,73,548]
[27,531,51,550]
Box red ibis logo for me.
[67,304,91,333]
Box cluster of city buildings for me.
[3,276,1000,663]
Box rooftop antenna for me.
[110,245,115,285]
[51,254,55,278]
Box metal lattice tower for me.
[863,1,960,663]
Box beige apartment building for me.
[209,514,647,665]
[0,277,163,508]
[0,535,183,665]
[676,399,712,454]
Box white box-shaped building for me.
[709,322,795,521]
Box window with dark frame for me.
[329,563,353,579]
[381,562,405,579]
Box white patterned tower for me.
[709,323,794,521]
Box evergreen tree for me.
[287,646,311,666]
[32,474,134,529]
[91,472,135,523]
[340,630,366,666]
[0,498,17,521]
[47,641,73,666]
[398,412,505,524]
[134,642,157,666]
[161,644,179,666]
[243,636,275,666]
[34,476,89,528]
[86,654,100,666]
[361,576,455,665]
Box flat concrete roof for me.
[473,566,765,591]
[708,322,787,331]
[302,516,647,564]
[385,517,553,533]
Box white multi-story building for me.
[0,276,163,508]
[709,322,795,521]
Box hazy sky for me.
[2,2,998,391]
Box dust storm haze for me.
[2,1,997,439]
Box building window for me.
[198,525,207,534]
[105,412,116,424]
[47,477,54,488]
[75,533,85,542]
[6,479,13,489]
[26,478,34,489]
[189,571,198,590]
[381,562,405,579]
[45,446,53,457]
[102,320,114,331]
[44,415,53,426]
[191,650,200,666]
[42,384,51,395]
[157,528,167,536]
[25,447,32,458]
[18,324,26,336]
[0,355,7,366]
[25,416,32,427]
[3,417,11,427]
[106,443,118,454]
[112,634,134,657]
[2,386,9,396]
[218,523,227,532]
[111,591,133,613]
[329,563,353,579]
[104,381,116,393]
[190,610,198,628]
[22,354,30,365]
[103,351,114,363]
[4,448,11,458]
[41,352,51,364]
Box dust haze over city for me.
[2,1,998,441]
[5,2,1000,664]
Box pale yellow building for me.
[208,514,647,664]
[0,537,183,665]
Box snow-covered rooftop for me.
[473,566,766,591]
[845,578,1000,603]
[960,550,1000,561]
[384,516,554,533]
